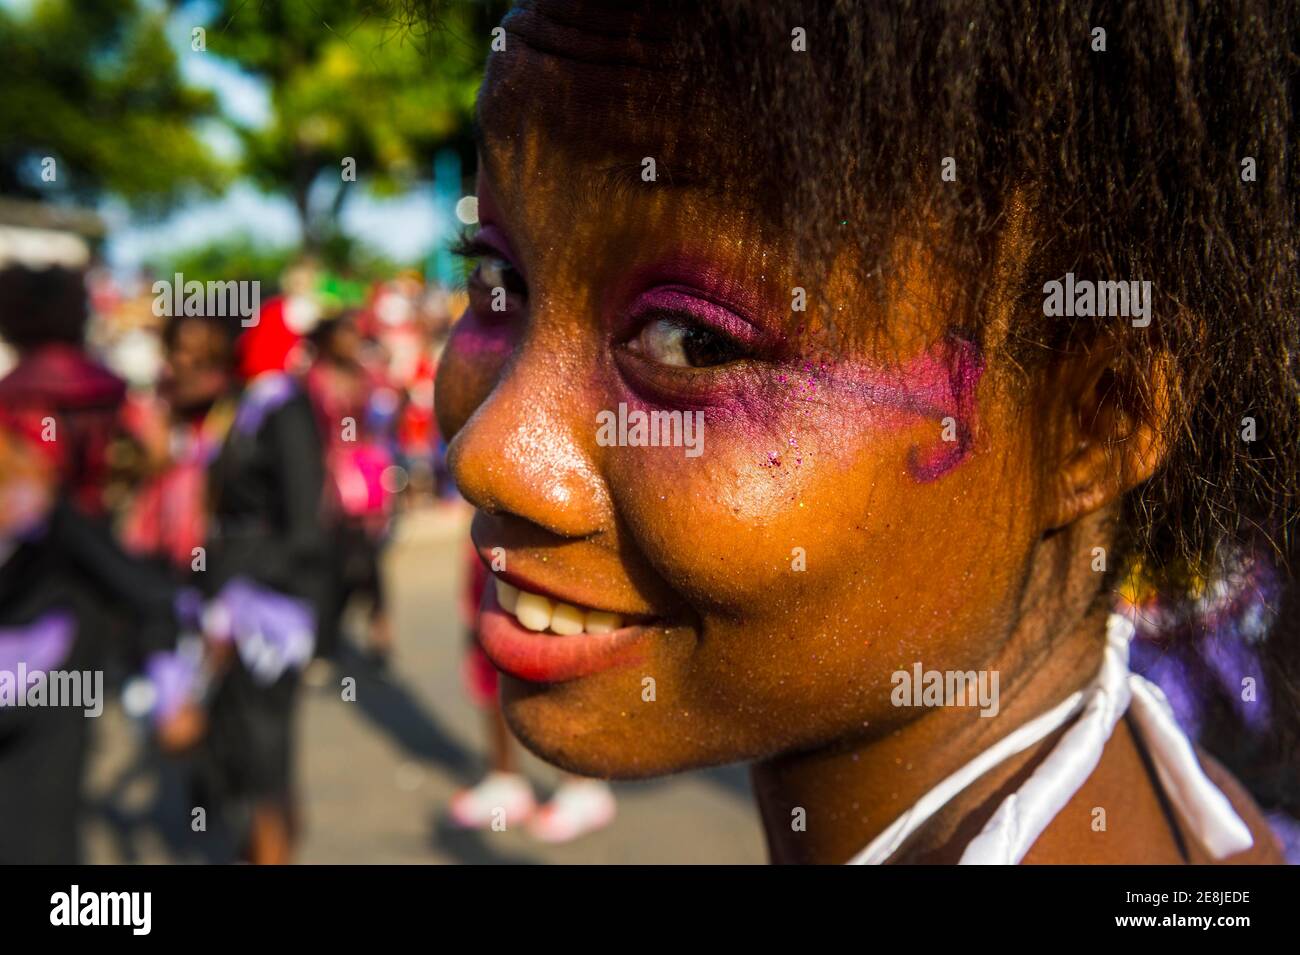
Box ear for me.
[1043,337,1176,532]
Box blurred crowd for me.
[0,216,464,864]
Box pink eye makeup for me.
[612,281,793,412]
[455,224,520,273]
[453,225,524,279]
[449,226,984,482]
[623,286,765,351]
[619,286,769,375]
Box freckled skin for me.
[434,7,1281,864]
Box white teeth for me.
[495,579,519,614]
[494,576,627,635]
[514,591,554,631]
[549,602,585,635]
[583,610,622,634]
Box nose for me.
[442,330,609,540]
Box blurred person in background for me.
[0,241,207,862]
[0,410,207,863]
[371,275,441,505]
[120,313,238,574]
[193,296,330,864]
[421,287,465,504]
[0,410,208,863]
[0,262,127,519]
[306,308,396,667]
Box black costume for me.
[195,377,329,827]
[0,501,181,863]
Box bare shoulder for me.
[1024,717,1183,863]
[1024,720,1284,864]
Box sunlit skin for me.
[434,8,1280,863]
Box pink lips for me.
[476,580,653,683]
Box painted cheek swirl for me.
[813,336,984,483]
[901,338,983,482]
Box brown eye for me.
[625,317,746,368]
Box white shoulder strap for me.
[848,614,1254,864]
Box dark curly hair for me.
[0,265,88,348]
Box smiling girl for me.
[431,0,1299,863]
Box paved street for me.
[83,506,766,864]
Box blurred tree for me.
[153,231,401,287]
[154,233,297,288]
[205,0,501,250]
[0,0,226,210]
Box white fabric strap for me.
[847,613,1254,865]
[846,683,1088,864]
[1126,674,1254,859]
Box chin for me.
[499,672,754,780]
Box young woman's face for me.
[435,15,1055,777]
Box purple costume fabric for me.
[173,587,205,632]
[0,610,76,696]
[209,577,315,685]
[232,373,297,438]
[1127,557,1296,861]
[144,650,200,723]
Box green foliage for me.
[153,231,404,289]
[153,233,297,288]
[0,0,227,208]
[0,0,502,267]
[205,0,498,245]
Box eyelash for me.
[452,233,528,304]
[450,233,759,373]
[449,234,497,265]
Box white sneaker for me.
[527,779,617,844]
[448,772,536,830]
